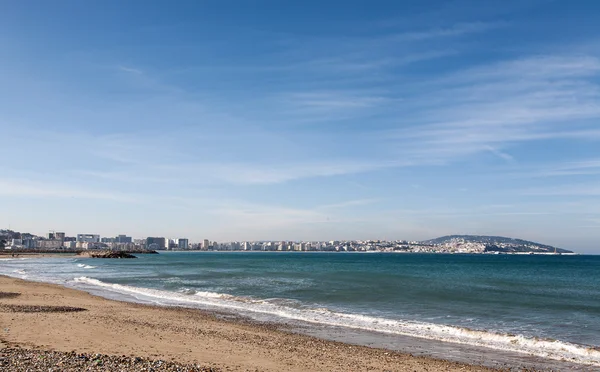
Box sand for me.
[0,276,505,371]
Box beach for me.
[0,275,502,371]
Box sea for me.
[1,252,599,370]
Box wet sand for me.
[0,275,511,371]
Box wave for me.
[0,258,29,261]
[72,276,600,366]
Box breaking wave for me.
[72,276,600,366]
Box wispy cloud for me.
[118,65,143,75]
[317,198,381,210]
[287,91,395,109]
[0,179,138,202]
[393,21,505,41]
[521,159,600,178]
[160,160,404,185]
[383,54,600,164]
[521,183,600,196]
[485,146,514,162]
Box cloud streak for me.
[0,179,139,202]
[394,21,506,41]
[382,54,600,164]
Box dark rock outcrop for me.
[78,251,137,258]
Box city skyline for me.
[1,1,600,253]
[1,226,574,254]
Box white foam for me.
[77,264,96,269]
[0,258,29,261]
[71,276,600,367]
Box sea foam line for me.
[72,276,600,366]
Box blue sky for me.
[1,0,599,252]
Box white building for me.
[77,234,100,243]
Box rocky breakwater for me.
[77,250,137,258]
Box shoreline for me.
[0,275,502,371]
[0,252,78,258]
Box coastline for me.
[0,252,78,258]
[0,275,500,371]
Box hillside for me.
[421,235,573,254]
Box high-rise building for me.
[116,235,132,243]
[166,239,177,250]
[55,232,65,240]
[203,239,210,250]
[146,237,166,250]
[77,234,100,243]
[177,238,189,250]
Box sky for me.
[1,0,599,253]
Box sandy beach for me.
[0,275,506,371]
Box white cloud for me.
[484,146,514,162]
[118,65,143,75]
[317,198,381,210]
[383,54,600,163]
[519,159,600,178]
[0,179,138,202]
[288,91,394,109]
[394,21,505,41]
[521,183,600,196]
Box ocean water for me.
[1,252,599,369]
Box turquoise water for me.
[2,252,599,367]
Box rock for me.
[77,251,137,258]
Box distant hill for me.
[421,235,573,254]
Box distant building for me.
[77,234,100,243]
[37,240,62,249]
[166,239,177,250]
[101,235,132,244]
[55,232,65,241]
[116,235,132,243]
[11,239,22,248]
[177,238,189,250]
[203,239,210,250]
[77,241,103,250]
[146,237,166,250]
[107,242,135,251]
